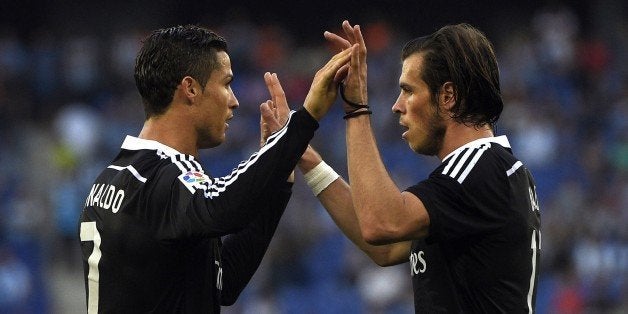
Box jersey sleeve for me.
[406,151,511,243]
[219,181,292,305]
[149,108,317,239]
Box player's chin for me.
[200,134,225,149]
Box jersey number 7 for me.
[80,221,102,314]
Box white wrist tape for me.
[303,161,339,196]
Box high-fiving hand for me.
[302,44,355,121]
[324,20,368,113]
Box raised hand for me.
[259,100,277,147]
[324,20,368,113]
[260,72,289,147]
[303,46,355,121]
[259,72,296,182]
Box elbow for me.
[361,223,399,246]
[360,243,406,267]
[362,231,387,246]
[370,256,398,267]
[360,219,429,247]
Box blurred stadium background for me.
[0,0,626,313]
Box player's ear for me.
[439,82,456,110]
[180,76,200,104]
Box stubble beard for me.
[198,125,224,149]
[414,109,446,156]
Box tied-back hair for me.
[134,25,228,118]
[402,23,503,128]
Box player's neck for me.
[138,112,199,158]
[437,123,494,160]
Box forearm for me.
[298,148,406,266]
[200,109,316,234]
[317,180,359,245]
[346,115,406,245]
[317,178,407,266]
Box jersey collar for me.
[441,135,511,163]
[121,135,182,157]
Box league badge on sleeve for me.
[178,171,210,194]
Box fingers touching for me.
[325,20,366,54]
[303,46,356,120]
[324,31,351,49]
[324,20,368,107]
[262,20,367,126]
[342,20,357,45]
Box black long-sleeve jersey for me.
[79,108,317,313]
[406,136,541,313]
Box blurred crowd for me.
[0,2,626,313]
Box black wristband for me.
[343,109,372,120]
[339,83,368,110]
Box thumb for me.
[260,101,274,121]
[260,100,282,132]
[334,64,350,84]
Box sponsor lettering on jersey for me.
[410,250,427,276]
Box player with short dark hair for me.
[78,24,354,313]
[298,21,541,313]
[134,25,229,117]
